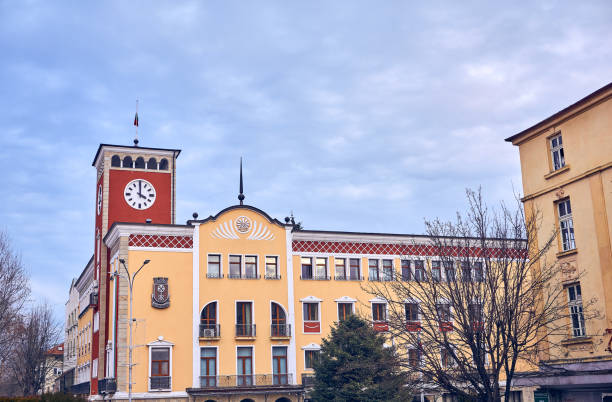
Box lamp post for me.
[119,258,150,402]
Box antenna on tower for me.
[238,157,245,205]
[133,99,139,146]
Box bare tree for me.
[8,303,61,396]
[0,230,30,363]
[367,189,597,402]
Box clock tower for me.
[90,142,181,394]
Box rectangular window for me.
[236,347,253,386]
[229,255,242,278]
[441,349,454,368]
[437,303,452,332]
[369,259,380,281]
[405,303,419,321]
[272,346,288,385]
[301,257,313,279]
[473,262,483,282]
[382,259,393,281]
[315,257,328,279]
[558,199,576,251]
[265,256,279,279]
[401,260,411,281]
[469,303,484,332]
[461,261,471,282]
[150,347,170,390]
[431,260,441,282]
[335,258,347,280]
[372,303,386,322]
[207,254,221,278]
[236,302,254,336]
[338,303,353,321]
[200,348,217,387]
[305,350,319,369]
[245,255,257,278]
[550,133,565,171]
[408,348,420,368]
[349,258,361,280]
[414,260,425,281]
[444,261,455,282]
[303,302,320,333]
[568,284,586,337]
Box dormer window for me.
[550,133,565,171]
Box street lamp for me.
[119,258,150,402]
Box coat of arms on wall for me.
[152,277,170,309]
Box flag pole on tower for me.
[134,99,139,146]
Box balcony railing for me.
[265,273,281,279]
[335,274,363,281]
[236,324,256,337]
[301,373,315,387]
[150,376,171,391]
[300,274,331,280]
[199,323,220,338]
[228,273,260,279]
[206,272,224,279]
[98,377,117,394]
[198,373,293,388]
[271,323,291,337]
[70,381,90,395]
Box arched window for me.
[200,302,218,337]
[122,156,133,168]
[271,302,288,337]
[111,155,121,167]
[159,158,169,170]
[147,157,158,170]
[240,399,255,402]
[275,398,291,402]
[134,157,145,169]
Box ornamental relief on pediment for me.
[210,216,275,241]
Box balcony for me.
[198,373,293,388]
[271,324,291,338]
[236,324,256,337]
[149,376,171,391]
[206,272,224,279]
[300,274,330,280]
[228,273,260,279]
[98,377,117,394]
[70,381,90,395]
[199,323,220,338]
[335,274,363,281]
[301,373,315,387]
[373,321,389,332]
[265,273,281,279]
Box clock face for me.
[97,185,102,215]
[124,179,156,210]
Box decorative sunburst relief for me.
[210,217,276,241]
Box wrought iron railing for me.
[235,324,256,337]
[199,323,220,337]
[301,373,315,386]
[206,272,223,278]
[271,323,291,337]
[70,381,90,395]
[198,373,293,388]
[335,274,363,281]
[228,273,261,279]
[149,376,171,390]
[98,377,117,394]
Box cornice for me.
[92,144,181,169]
[104,222,192,249]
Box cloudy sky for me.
[0,1,610,320]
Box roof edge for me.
[505,82,612,144]
[92,143,182,167]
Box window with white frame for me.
[149,341,172,391]
[408,347,421,368]
[372,302,387,322]
[550,133,565,171]
[558,199,576,251]
[245,255,258,278]
[301,257,313,279]
[369,259,380,281]
[414,260,425,281]
[401,259,411,281]
[305,349,319,370]
[200,347,217,387]
[382,259,393,281]
[337,302,353,321]
[265,256,279,279]
[431,260,441,282]
[302,298,321,333]
[229,255,242,278]
[207,254,222,278]
[349,258,361,280]
[315,257,328,279]
[567,284,586,337]
[335,258,347,280]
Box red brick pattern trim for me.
[291,240,525,258]
[129,234,193,249]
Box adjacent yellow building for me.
[507,82,612,401]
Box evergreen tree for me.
[311,314,414,402]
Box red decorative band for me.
[129,234,193,249]
[292,240,526,258]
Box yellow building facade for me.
[507,82,612,401]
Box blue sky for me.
[0,1,610,321]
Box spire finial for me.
[133,98,139,146]
[238,157,245,205]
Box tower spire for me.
[238,157,245,205]
[133,99,139,146]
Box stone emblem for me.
[235,216,251,233]
[152,277,170,309]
